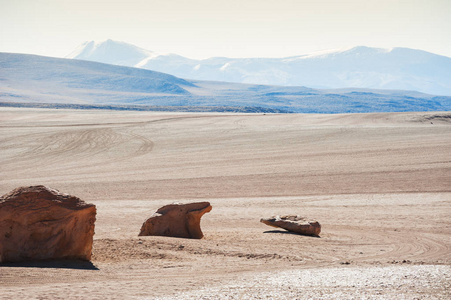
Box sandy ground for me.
[0,108,450,299]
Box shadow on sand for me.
[0,259,99,270]
[263,230,321,238]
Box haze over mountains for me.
[1,52,450,113]
[67,40,451,96]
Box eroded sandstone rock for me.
[0,185,96,262]
[139,202,212,239]
[260,215,321,237]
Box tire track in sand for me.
[0,127,154,170]
[327,227,451,264]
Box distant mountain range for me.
[67,40,451,96]
[1,52,450,113]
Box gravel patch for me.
[153,265,451,300]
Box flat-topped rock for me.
[260,215,321,237]
[139,202,212,239]
[0,185,96,262]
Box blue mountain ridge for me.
[1,52,450,113]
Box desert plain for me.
[0,107,450,299]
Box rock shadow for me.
[0,259,99,270]
[263,230,321,238]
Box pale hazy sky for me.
[1,0,450,59]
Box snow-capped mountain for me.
[2,52,450,113]
[66,40,195,73]
[67,40,451,96]
[67,39,159,67]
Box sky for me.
[1,0,450,59]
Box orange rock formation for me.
[139,202,212,239]
[260,215,321,237]
[0,185,96,262]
